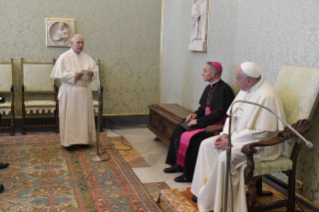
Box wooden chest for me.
[147,104,192,145]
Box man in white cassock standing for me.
[50,34,98,152]
[191,62,286,212]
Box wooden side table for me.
[147,104,192,145]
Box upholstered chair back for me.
[275,66,319,125]
[22,63,55,92]
[0,63,13,92]
[90,60,101,92]
[91,78,99,92]
[0,59,15,135]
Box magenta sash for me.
[176,107,226,167]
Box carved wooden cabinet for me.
[147,104,192,145]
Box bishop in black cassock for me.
[164,62,235,182]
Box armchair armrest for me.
[241,119,312,155]
[205,124,223,134]
[241,136,284,155]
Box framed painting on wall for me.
[46,18,75,48]
[188,0,209,52]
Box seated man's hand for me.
[187,119,197,127]
[185,114,197,122]
[75,72,84,80]
[87,71,94,77]
[214,134,229,150]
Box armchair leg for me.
[10,111,15,136]
[55,110,59,133]
[100,121,103,132]
[99,86,103,132]
[99,117,103,132]
[287,173,296,212]
[99,108,103,132]
[10,84,15,136]
[22,85,26,135]
[245,155,258,211]
[256,178,273,197]
[22,107,26,135]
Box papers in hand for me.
[81,70,91,80]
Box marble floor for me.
[105,125,191,195]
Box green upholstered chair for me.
[91,60,103,132]
[0,59,15,135]
[242,66,319,212]
[21,58,58,134]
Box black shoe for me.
[0,184,4,193]
[192,195,197,203]
[64,146,75,152]
[0,162,9,169]
[77,144,90,149]
[174,175,192,183]
[163,164,183,173]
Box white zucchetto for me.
[240,62,261,78]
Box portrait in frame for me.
[46,18,75,48]
[188,0,209,52]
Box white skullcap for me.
[240,62,261,78]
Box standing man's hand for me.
[185,114,197,122]
[75,72,84,80]
[87,71,94,77]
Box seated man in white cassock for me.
[50,34,98,152]
[191,62,286,212]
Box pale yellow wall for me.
[0,0,161,116]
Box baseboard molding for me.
[103,114,149,126]
[263,175,319,212]
[0,115,149,134]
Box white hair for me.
[71,34,83,42]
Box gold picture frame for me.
[46,18,75,48]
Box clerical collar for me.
[247,77,264,94]
[209,78,220,86]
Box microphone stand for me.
[222,100,313,212]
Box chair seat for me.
[0,102,12,115]
[93,100,99,113]
[24,100,56,114]
[252,155,293,177]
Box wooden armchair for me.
[21,58,58,134]
[243,120,312,211]
[0,59,15,135]
[241,66,319,212]
[91,60,103,132]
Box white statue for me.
[53,22,69,42]
[188,0,208,52]
[190,0,205,42]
